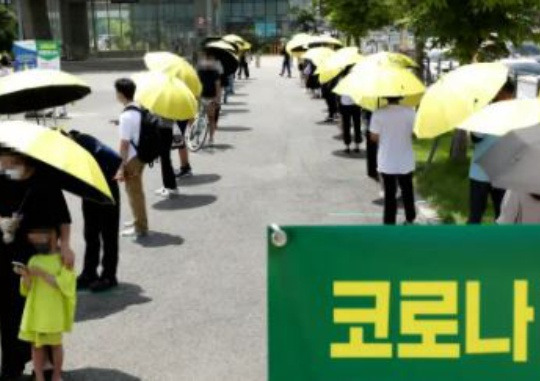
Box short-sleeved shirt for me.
[119,102,141,161]
[73,133,122,183]
[198,66,221,99]
[0,174,71,264]
[469,133,499,183]
[370,105,416,175]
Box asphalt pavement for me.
[28,56,387,380]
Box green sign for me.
[36,40,61,70]
[268,226,540,381]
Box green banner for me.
[268,226,540,381]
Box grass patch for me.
[414,135,495,224]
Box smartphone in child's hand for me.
[12,261,27,275]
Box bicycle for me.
[186,100,211,152]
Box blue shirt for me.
[469,133,499,182]
[73,133,122,183]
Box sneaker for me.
[208,137,215,146]
[123,221,135,228]
[77,274,98,290]
[344,147,351,154]
[353,147,361,154]
[90,277,118,293]
[175,166,193,178]
[154,187,166,195]
[157,188,180,198]
[121,227,147,239]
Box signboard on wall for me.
[13,40,61,71]
[269,225,540,381]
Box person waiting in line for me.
[16,226,76,381]
[0,54,12,77]
[321,79,338,123]
[467,80,515,224]
[280,46,291,78]
[497,191,540,224]
[339,94,362,154]
[155,118,180,198]
[68,130,123,292]
[175,120,194,179]
[238,51,250,79]
[0,148,74,380]
[113,78,149,239]
[198,52,222,146]
[370,97,417,225]
[304,60,320,98]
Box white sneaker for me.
[123,221,135,228]
[208,137,214,146]
[154,187,166,195]
[157,188,180,198]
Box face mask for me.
[31,242,52,254]
[5,167,24,181]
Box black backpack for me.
[125,105,161,164]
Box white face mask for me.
[5,167,24,181]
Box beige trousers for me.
[124,158,148,233]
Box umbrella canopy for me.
[205,42,239,75]
[414,62,509,139]
[478,125,540,194]
[307,35,343,50]
[361,52,418,68]
[0,121,112,202]
[317,47,363,84]
[133,72,198,121]
[223,34,251,51]
[0,69,91,114]
[460,99,540,136]
[303,47,334,68]
[144,52,202,97]
[286,34,313,54]
[334,63,425,110]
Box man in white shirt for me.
[114,78,148,238]
[370,97,417,225]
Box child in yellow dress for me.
[15,228,76,381]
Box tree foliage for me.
[395,0,540,63]
[321,0,395,39]
[290,6,318,33]
[0,5,17,53]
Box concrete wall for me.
[60,0,89,60]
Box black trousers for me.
[381,173,417,225]
[81,182,120,281]
[340,104,362,146]
[468,179,506,224]
[322,86,338,118]
[238,62,249,78]
[366,130,379,181]
[159,128,177,190]
[281,60,291,76]
[0,263,30,376]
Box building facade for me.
[41,0,307,59]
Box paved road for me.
[41,56,386,380]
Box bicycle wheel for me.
[187,113,209,152]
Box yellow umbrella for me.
[303,47,334,67]
[414,62,509,139]
[334,63,425,110]
[0,121,112,202]
[206,40,237,54]
[133,72,198,121]
[307,35,343,49]
[459,99,540,136]
[144,52,202,98]
[223,34,251,51]
[317,47,363,84]
[286,34,313,55]
[361,52,418,68]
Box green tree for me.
[0,5,17,53]
[291,6,317,33]
[395,0,540,63]
[322,0,395,42]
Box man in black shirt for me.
[197,52,222,146]
[0,148,73,379]
[69,131,123,292]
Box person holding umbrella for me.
[68,130,123,292]
[197,52,222,146]
[467,80,515,224]
[0,147,74,380]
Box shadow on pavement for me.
[224,101,247,106]
[222,108,250,114]
[152,194,217,210]
[316,120,338,126]
[204,144,234,151]
[76,283,151,322]
[231,93,248,97]
[177,173,221,186]
[332,149,366,160]
[64,368,141,381]
[218,126,252,132]
[333,134,343,141]
[136,231,184,248]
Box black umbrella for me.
[0,69,91,114]
[205,42,239,76]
